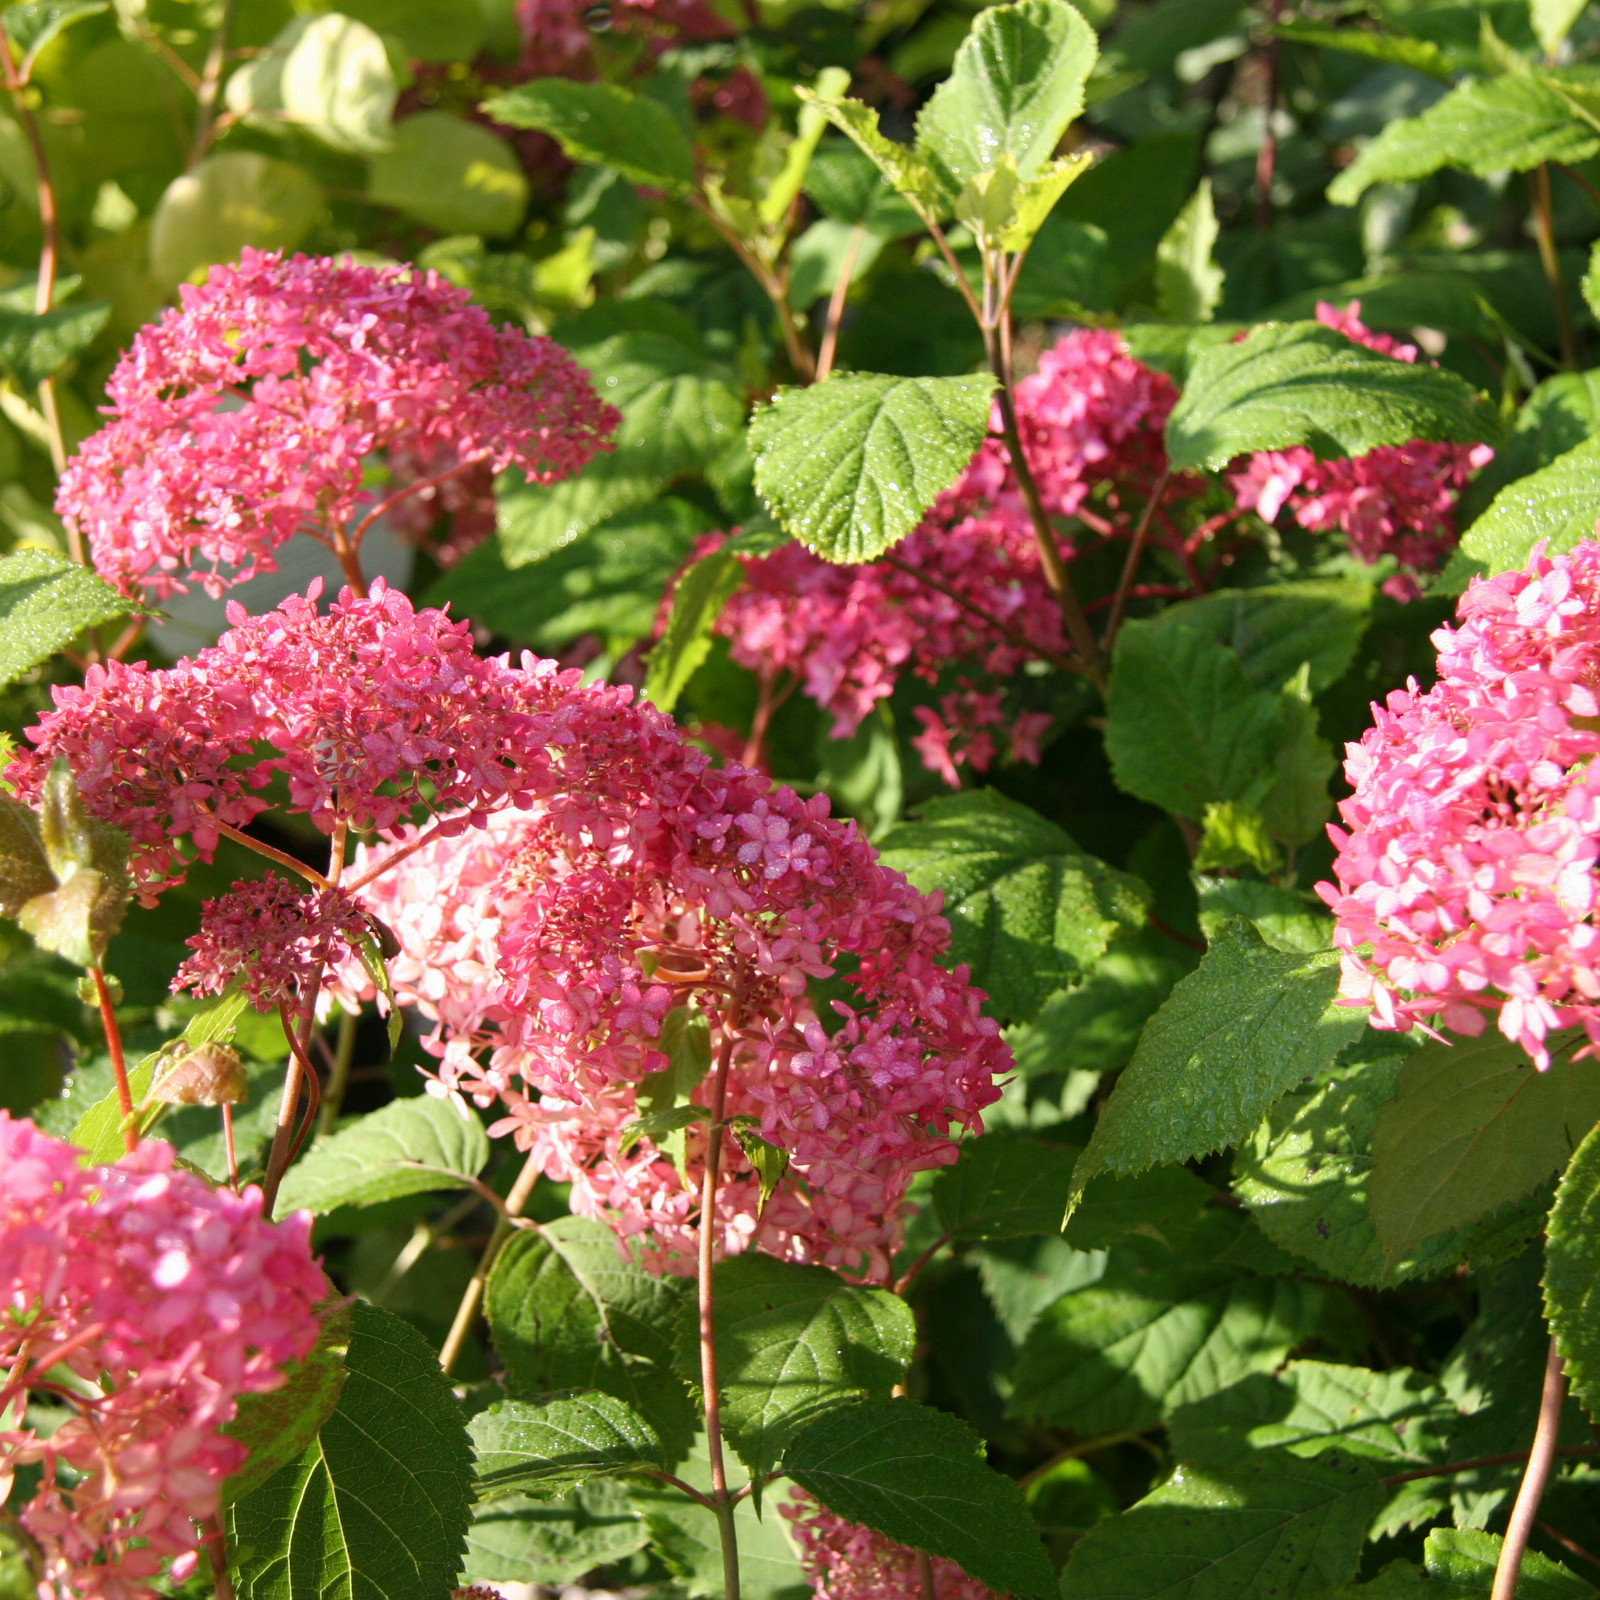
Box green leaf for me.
[486,79,695,194]
[541,1215,690,1368]
[499,334,742,563]
[875,789,1149,1024]
[1329,74,1600,206]
[274,1095,490,1214]
[222,13,396,155]
[915,0,1097,192]
[223,1303,353,1507]
[459,1482,648,1590]
[1234,1055,1544,1289]
[1,1,108,78]
[1105,620,1285,820]
[368,112,528,238]
[1273,23,1450,82]
[1058,1449,1386,1600]
[1448,436,1600,583]
[0,549,140,689]
[0,300,109,388]
[680,1255,915,1485]
[1155,179,1223,324]
[1149,579,1373,696]
[1368,1029,1600,1260]
[1257,676,1335,850]
[229,1303,473,1600]
[795,91,950,221]
[1544,1119,1600,1421]
[1010,1216,1327,1434]
[931,1132,1080,1240]
[643,550,743,712]
[1165,321,1487,473]
[784,1401,1058,1600]
[1532,0,1590,56]
[1069,922,1365,1203]
[0,797,54,921]
[470,1391,665,1501]
[1195,880,1331,959]
[731,1123,790,1219]
[149,152,322,290]
[618,1102,709,1158]
[1062,1164,1212,1252]
[70,1052,155,1165]
[748,373,997,565]
[1193,801,1280,876]
[1424,1529,1593,1600]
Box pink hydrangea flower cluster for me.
[0,1115,325,1600]
[341,677,1009,1279]
[781,1491,994,1600]
[912,685,1053,789]
[8,579,558,896]
[1230,303,1492,600]
[60,251,618,600]
[1319,538,1600,1067]
[174,875,372,1012]
[515,0,727,78]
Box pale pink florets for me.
[174,875,372,1011]
[1230,303,1491,598]
[343,685,1009,1280]
[0,1116,326,1600]
[782,1491,995,1600]
[61,250,618,600]
[1320,538,1600,1067]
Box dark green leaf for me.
[274,1095,490,1214]
[0,549,141,690]
[541,1215,690,1369]
[932,1132,1080,1240]
[1329,73,1600,206]
[748,373,997,564]
[1062,1164,1213,1252]
[643,551,743,713]
[0,299,109,387]
[876,789,1148,1023]
[459,1482,648,1589]
[1368,1030,1600,1260]
[1544,1119,1600,1421]
[915,0,1097,191]
[1058,1449,1386,1600]
[679,1254,915,1484]
[470,1391,665,1500]
[484,79,695,193]
[1105,621,1285,819]
[1070,922,1365,1202]
[229,1303,473,1600]
[784,1401,1058,1600]
[1165,321,1487,473]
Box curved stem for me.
[439,1151,543,1375]
[213,820,330,889]
[1491,1335,1568,1600]
[700,1015,742,1600]
[1532,164,1579,371]
[318,1009,359,1137]
[815,224,865,384]
[89,965,136,1153]
[189,0,238,167]
[1103,468,1173,652]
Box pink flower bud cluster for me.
[1229,302,1492,600]
[8,580,558,896]
[912,684,1054,790]
[342,682,1008,1279]
[0,1115,325,1600]
[781,1491,995,1600]
[1319,538,1600,1067]
[174,875,373,1012]
[60,250,618,600]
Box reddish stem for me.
[815,224,865,384]
[1491,1336,1568,1600]
[89,966,136,1153]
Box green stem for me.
[439,1152,542,1375]
[318,1009,359,1137]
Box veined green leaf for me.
[749,373,996,565]
[1447,436,1600,585]
[1424,1528,1592,1599]
[470,1391,665,1500]
[932,1132,1080,1240]
[1544,1119,1600,1420]
[0,549,142,689]
[1155,180,1223,324]
[795,91,950,221]
[1274,22,1450,82]
[0,299,109,388]
[368,112,528,238]
[643,550,743,713]
[459,1482,648,1590]
[1,1,109,79]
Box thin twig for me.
[815,224,865,384]
[189,0,238,166]
[1017,1432,1148,1491]
[1538,1520,1600,1574]
[439,1152,543,1375]
[1103,468,1173,652]
[1532,165,1578,370]
[318,1009,359,1136]
[89,966,136,1153]
[1490,1336,1569,1600]
[1379,1441,1596,1487]
[892,1231,952,1296]
[1255,0,1282,230]
[917,1550,937,1600]
[213,820,330,889]
[1558,161,1600,212]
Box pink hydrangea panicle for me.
[7,581,564,893]
[1319,538,1600,1067]
[1230,302,1492,595]
[60,250,619,600]
[340,673,1010,1280]
[0,1115,326,1600]
[174,874,372,1011]
[782,1491,996,1600]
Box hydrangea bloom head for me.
[1230,303,1491,598]
[1319,538,1600,1066]
[340,676,1009,1280]
[8,580,559,894]
[0,1115,326,1600]
[60,251,619,599]
[782,1491,994,1600]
